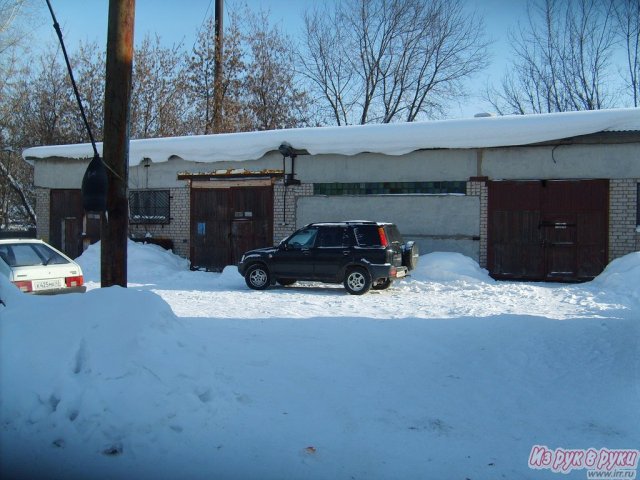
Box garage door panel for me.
[488,180,608,282]
[190,186,273,271]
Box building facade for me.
[25,109,640,281]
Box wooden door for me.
[488,180,608,281]
[50,190,84,258]
[190,185,273,271]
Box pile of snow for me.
[77,240,190,284]
[412,252,494,284]
[23,108,640,165]
[76,240,246,291]
[2,243,639,479]
[591,252,640,301]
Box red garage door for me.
[487,180,609,282]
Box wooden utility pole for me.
[213,0,223,133]
[101,0,135,287]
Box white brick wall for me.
[609,179,639,261]
[467,179,488,268]
[129,186,190,257]
[35,187,50,242]
[273,181,314,243]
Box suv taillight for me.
[378,227,388,247]
[12,280,32,292]
[65,275,84,288]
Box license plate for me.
[395,269,406,278]
[32,278,64,291]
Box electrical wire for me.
[44,0,123,182]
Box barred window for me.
[313,181,466,196]
[129,190,170,224]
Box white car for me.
[0,238,86,295]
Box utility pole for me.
[212,0,223,133]
[101,0,135,287]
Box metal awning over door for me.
[487,180,609,282]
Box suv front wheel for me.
[344,267,372,295]
[245,264,271,290]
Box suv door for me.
[313,226,355,281]
[270,226,318,279]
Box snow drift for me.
[1,245,638,480]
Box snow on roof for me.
[22,108,640,166]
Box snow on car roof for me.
[22,108,639,166]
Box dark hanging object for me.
[81,154,108,212]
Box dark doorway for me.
[487,180,609,282]
[50,189,100,258]
[190,185,273,271]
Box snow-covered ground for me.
[1,241,639,479]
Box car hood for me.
[242,246,279,258]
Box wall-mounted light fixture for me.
[279,142,301,186]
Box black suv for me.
[237,221,419,295]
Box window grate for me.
[313,181,466,196]
[129,190,170,224]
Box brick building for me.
[24,108,640,281]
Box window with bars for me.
[313,181,466,196]
[129,190,170,224]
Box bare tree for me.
[186,12,245,134]
[72,41,106,141]
[242,10,309,130]
[614,0,640,107]
[130,34,189,139]
[0,148,35,228]
[0,0,36,56]
[5,47,82,147]
[487,0,618,114]
[301,0,489,125]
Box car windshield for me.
[0,243,69,267]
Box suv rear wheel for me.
[344,267,372,295]
[245,264,271,290]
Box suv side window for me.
[317,226,353,248]
[286,227,318,249]
[353,225,381,246]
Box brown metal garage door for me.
[190,185,273,271]
[487,180,609,282]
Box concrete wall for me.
[296,149,477,182]
[480,144,640,180]
[32,153,284,189]
[297,194,481,260]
